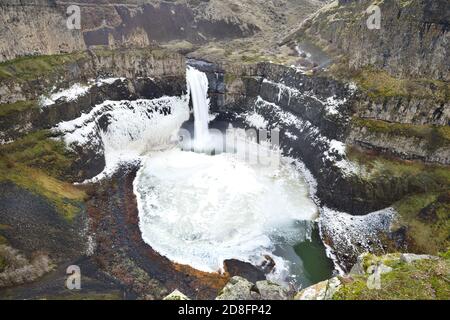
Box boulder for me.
[294,277,341,300]
[163,290,190,300]
[216,276,257,300]
[400,254,438,264]
[255,281,289,300]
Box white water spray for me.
[186,66,211,151]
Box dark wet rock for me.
[223,259,266,284]
[418,203,439,223]
[259,255,276,274]
[0,182,85,261]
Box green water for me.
[274,224,334,289]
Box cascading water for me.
[186,66,211,151]
[132,66,333,288]
[56,69,333,289]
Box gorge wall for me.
[0,0,325,63]
[286,0,450,81]
[0,48,186,142]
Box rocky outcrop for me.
[0,48,186,142]
[286,0,450,81]
[216,276,258,300]
[0,245,52,289]
[0,48,186,105]
[214,252,449,300]
[1,0,322,62]
[294,277,341,300]
[297,252,446,300]
[319,207,397,272]
[0,0,86,62]
[346,125,450,165]
[216,276,290,300]
[352,95,449,126]
[163,289,190,301]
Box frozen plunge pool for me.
[53,66,335,289]
[134,147,334,288]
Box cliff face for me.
[0,0,325,62]
[287,0,449,81]
[280,0,449,169]
[0,48,186,142]
[0,0,86,62]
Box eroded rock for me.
[216,276,256,300]
[164,290,190,301]
[255,280,289,300]
[294,277,341,300]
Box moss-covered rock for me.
[392,192,450,255]
[163,290,190,300]
[333,253,449,300]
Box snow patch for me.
[244,111,268,129]
[319,207,397,272]
[40,83,91,107]
[54,96,190,182]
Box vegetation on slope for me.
[0,52,89,82]
[393,192,450,255]
[350,67,449,101]
[351,118,450,152]
[0,130,86,221]
[347,147,450,254]
[347,146,450,189]
[0,101,38,118]
[333,253,450,300]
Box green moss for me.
[241,55,264,63]
[0,235,7,245]
[0,130,76,179]
[331,65,449,102]
[399,0,414,8]
[348,147,449,254]
[224,72,238,85]
[0,52,88,82]
[334,257,450,300]
[361,253,402,271]
[0,100,38,117]
[352,117,450,152]
[347,146,450,186]
[393,192,450,254]
[333,276,367,300]
[360,68,448,100]
[440,249,450,260]
[0,224,10,231]
[0,130,86,221]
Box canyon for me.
[0,0,448,300]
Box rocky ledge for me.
[166,252,450,300]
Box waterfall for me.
[186,66,211,151]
